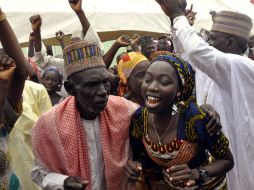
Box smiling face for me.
[142,61,179,114]
[65,67,110,119]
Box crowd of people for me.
[0,0,254,189]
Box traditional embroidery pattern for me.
[130,104,229,190]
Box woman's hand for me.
[164,164,198,187]
[124,160,142,182]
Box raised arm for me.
[0,8,27,108]
[56,31,66,50]
[69,0,103,51]
[0,53,16,124]
[69,0,90,35]
[30,14,42,53]
[155,0,238,91]
[28,32,35,58]
[103,35,131,69]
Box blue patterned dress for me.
[130,102,230,190]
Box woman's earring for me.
[172,104,178,115]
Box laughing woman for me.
[125,53,234,190]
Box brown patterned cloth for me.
[63,40,105,78]
[211,11,252,40]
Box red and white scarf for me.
[32,96,137,190]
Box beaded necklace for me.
[151,114,175,146]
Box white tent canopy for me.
[1,0,254,44]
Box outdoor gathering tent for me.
[1,0,254,46]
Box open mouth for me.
[146,95,161,108]
[95,99,108,107]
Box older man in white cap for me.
[156,0,254,190]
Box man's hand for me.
[164,165,198,187]
[64,176,88,190]
[185,4,197,26]
[56,31,65,41]
[124,160,142,182]
[0,53,16,82]
[201,104,222,136]
[69,0,82,13]
[155,0,186,19]
[131,34,141,45]
[0,8,6,22]
[115,35,131,48]
[30,14,42,31]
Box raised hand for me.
[0,8,6,22]
[155,0,186,19]
[0,52,16,81]
[69,0,82,13]
[64,176,89,190]
[131,34,141,45]
[116,35,131,47]
[56,31,65,41]
[30,14,42,31]
[185,4,197,26]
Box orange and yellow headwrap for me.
[117,52,148,85]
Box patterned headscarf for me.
[42,66,63,82]
[117,52,148,84]
[117,52,148,96]
[150,51,170,62]
[152,52,195,104]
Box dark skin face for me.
[142,61,179,115]
[65,67,110,120]
[208,31,242,54]
[248,36,254,49]
[208,31,230,52]
[42,71,61,94]
[157,38,171,51]
[142,60,180,154]
[142,44,156,59]
[127,60,150,105]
